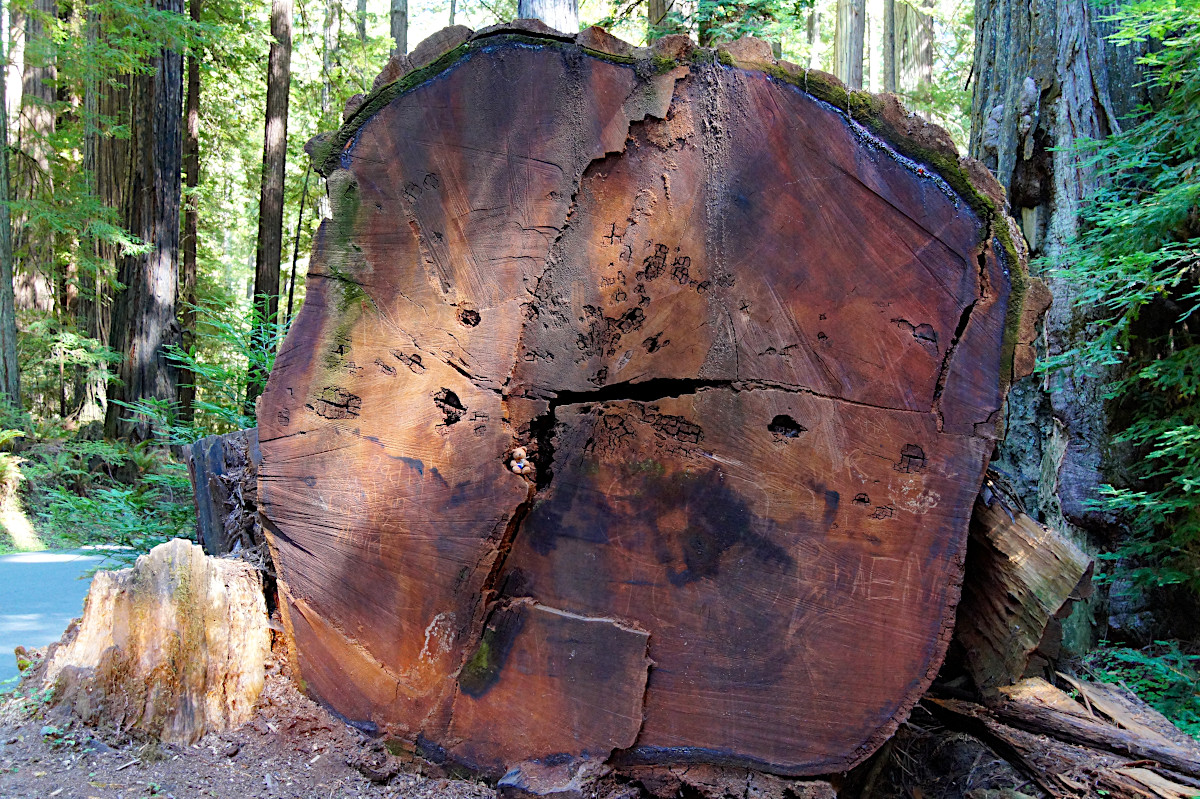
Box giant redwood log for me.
[258,24,1039,780]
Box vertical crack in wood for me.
[931,222,996,431]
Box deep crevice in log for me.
[932,298,978,407]
[522,379,733,489]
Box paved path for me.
[0,551,104,688]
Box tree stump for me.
[259,26,1038,778]
[184,427,262,557]
[40,539,270,744]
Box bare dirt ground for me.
[0,651,493,799]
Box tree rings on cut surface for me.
[258,26,1029,780]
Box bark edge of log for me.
[314,24,1045,397]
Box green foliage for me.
[115,295,287,446]
[16,430,195,554]
[1084,642,1200,738]
[1041,0,1200,594]
[17,314,122,419]
[693,0,812,47]
[40,724,80,749]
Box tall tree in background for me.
[391,0,407,53]
[104,0,185,440]
[883,0,896,92]
[895,0,932,107]
[517,0,578,33]
[647,0,674,39]
[247,0,292,410]
[78,1,133,424]
[972,0,1148,648]
[834,0,864,89]
[0,0,19,407]
[14,0,57,315]
[322,0,338,117]
[179,0,202,423]
[806,6,822,68]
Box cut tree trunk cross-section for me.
[258,26,1038,782]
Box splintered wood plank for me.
[956,472,1092,691]
[258,29,1033,778]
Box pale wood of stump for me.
[42,538,270,744]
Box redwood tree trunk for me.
[179,0,201,422]
[516,0,577,33]
[13,0,55,311]
[646,0,675,40]
[970,0,1146,648]
[104,0,184,440]
[78,0,125,423]
[390,0,407,53]
[896,0,933,107]
[247,0,292,410]
[806,7,821,68]
[834,0,865,89]
[882,0,896,93]
[321,0,336,117]
[0,0,18,406]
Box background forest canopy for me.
[0,0,1197,720]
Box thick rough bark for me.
[248,0,292,408]
[10,0,55,319]
[77,2,124,423]
[0,0,18,405]
[184,427,263,557]
[261,29,1034,781]
[40,539,270,744]
[104,0,183,440]
[956,468,1091,692]
[970,0,1149,650]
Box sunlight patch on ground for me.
[0,500,44,552]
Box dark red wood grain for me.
[258,32,1025,778]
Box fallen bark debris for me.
[929,677,1200,798]
[955,469,1093,692]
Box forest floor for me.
[0,649,492,799]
